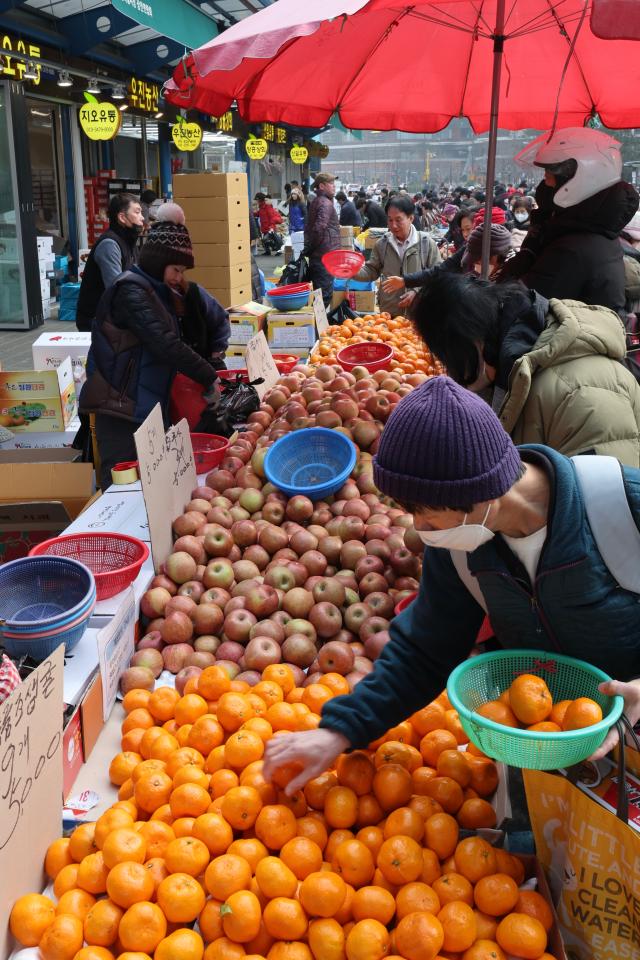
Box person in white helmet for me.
[499,128,639,315]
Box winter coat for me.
[502,180,640,315]
[320,443,640,748]
[363,201,387,228]
[303,193,340,260]
[509,221,530,252]
[76,227,138,332]
[355,230,441,316]
[496,296,640,465]
[288,202,306,233]
[339,200,363,228]
[257,202,283,234]
[80,268,217,424]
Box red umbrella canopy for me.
[166,0,640,133]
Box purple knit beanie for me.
[373,376,522,509]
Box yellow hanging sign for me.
[290,145,309,165]
[172,119,203,151]
[79,94,121,141]
[246,137,268,160]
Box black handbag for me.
[279,254,309,286]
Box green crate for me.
[447,649,623,770]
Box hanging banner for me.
[112,0,216,52]
[246,137,268,160]
[172,118,203,151]
[290,145,309,165]
[79,92,121,141]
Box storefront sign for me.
[246,136,268,160]
[112,0,216,54]
[261,122,287,145]
[128,76,159,113]
[1,34,41,84]
[79,93,121,141]
[290,145,309,165]
[171,117,202,151]
[216,111,234,133]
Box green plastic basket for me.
[447,650,624,770]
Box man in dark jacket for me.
[502,127,640,315]
[303,173,340,306]
[336,191,363,228]
[356,197,388,228]
[80,218,219,489]
[76,193,144,331]
[262,378,640,794]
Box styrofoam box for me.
[90,555,155,627]
[62,490,150,542]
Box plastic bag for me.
[194,376,262,436]
[327,299,358,326]
[279,255,309,286]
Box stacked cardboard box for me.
[173,173,252,308]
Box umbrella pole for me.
[481,0,506,279]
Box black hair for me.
[108,192,139,228]
[386,195,415,217]
[410,271,528,385]
[254,192,267,201]
[336,191,348,203]
[451,209,473,230]
[355,197,367,210]
[141,189,157,205]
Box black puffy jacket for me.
[500,180,639,315]
[80,268,216,423]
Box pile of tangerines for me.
[11,664,557,960]
[309,314,444,378]
[476,673,603,732]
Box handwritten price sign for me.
[0,646,63,958]
[246,332,280,400]
[135,405,197,571]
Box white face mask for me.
[417,504,495,552]
[514,211,529,223]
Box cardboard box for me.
[228,311,266,345]
[225,346,248,369]
[32,332,91,390]
[63,706,84,801]
[331,289,378,313]
[0,357,77,432]
[80,671,104,759]
[173,172,248,198]
[515,855,568,960]
[191,241,251,267]
[189,219,249,245]
[209,285,253,308]
[268,316,317,349]
[0,446,93,522]
[190,262,252,291]
[0,416,81,450]
[178,195,249,223]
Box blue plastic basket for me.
[2,590,96,636]
[0,556,95,627]
[264,427,357,499]
[2,616,91,659]
[267,291,310,311]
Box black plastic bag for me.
[327,299,358,326]
[195,376,263,436]
[279,255,309,286]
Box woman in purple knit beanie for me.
[263,377,640,795]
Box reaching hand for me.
[398,290,417,310]
[381,276,405,294]
[589,678,640,761]
[263,728,351,795]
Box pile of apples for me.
[122,363,431,698]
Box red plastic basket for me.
[269,283,312,296]
[29,533,149,601]
[337,342,394,372]
[322,250,365,279]
[394,591,418,616]
[218,355,300,383]
[191,433,230,472]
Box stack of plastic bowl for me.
[267,283,312,311]
[0,556,96,661]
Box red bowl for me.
[394,591,418,616]
[190,433,230,472]
[337,342,394,372]
[269,283,312,296]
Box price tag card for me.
[246,331,280,400]
[0,646,64,959]
[97,587,136,721]
[312,288,329,335]
[135,406,196,570]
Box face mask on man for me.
[514,211,529,223]
[417,504,495,552]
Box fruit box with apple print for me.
[0,357,77,432]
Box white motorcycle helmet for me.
[515,127,622,208]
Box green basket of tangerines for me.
[447,650,623,769]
